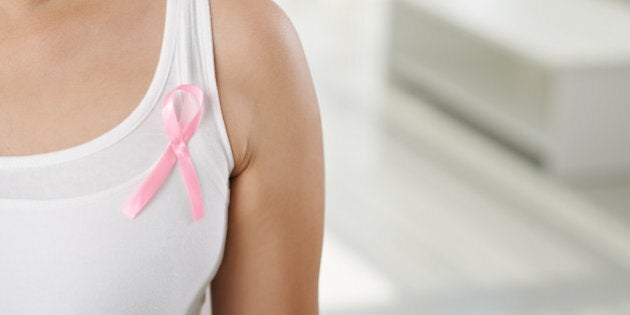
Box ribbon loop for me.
[122,83,206,221]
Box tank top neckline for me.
[0,0,177,170]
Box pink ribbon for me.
[123,83,205,221]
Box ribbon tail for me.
[122,150,177,219]
[176,148,205,221]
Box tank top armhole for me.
[195,0,236,176]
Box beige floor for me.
[273,0,630,314]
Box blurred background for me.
[274,0,630,314]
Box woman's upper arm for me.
[209,0,325,314]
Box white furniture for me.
[388,0,630,180]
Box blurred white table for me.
[389,0,630,181]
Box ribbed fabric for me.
[0,0,233,313]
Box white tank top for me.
[0,0,233,313]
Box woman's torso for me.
[0,0,235,313]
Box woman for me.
[0,0,324,314]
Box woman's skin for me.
[210,0,324,314]
[0,1,325,314]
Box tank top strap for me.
[168,0,234,187]
[171,0,235,175]
[171,0,215,89]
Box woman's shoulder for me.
[206,2,324,310]
[208,0,320,178]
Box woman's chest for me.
[0,0,165,157]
